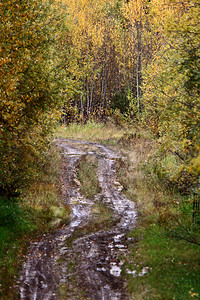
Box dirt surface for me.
[19,139,137,299]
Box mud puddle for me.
[19,139,137,299]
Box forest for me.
[0,0,200,298]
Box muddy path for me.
[19,139,137,299]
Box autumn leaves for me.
[0,0,199,196]
[0,0,67,195]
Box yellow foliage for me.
[0,0,67,195]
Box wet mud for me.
[19,139,137,299]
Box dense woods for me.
[1,0,199,196]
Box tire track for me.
[19,139,137,299]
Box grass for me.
[0,197,32,298]
[0,145,70,299]
[21,145,71,229]
[124,225,200,299]
[115,135,200,299]
[54,121,124,144]
[77,154,101,199]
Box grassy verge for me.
[124,225,200,299]
[0,145,70,299]
[116,136,200,299]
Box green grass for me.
[0,196,58,298]
[124,224,200,299]
[0,145,70,299]
[0,198,33,298]
[115,135,200,299]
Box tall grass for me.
[115,135,200,299]
[54,121,124,144]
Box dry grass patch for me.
[116,133,200,299]
[77,154,101,199]
[55,121,124,144]
[22,145,71,228]
[116,134,161,220]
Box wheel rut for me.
[19,139,137,299]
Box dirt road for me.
[19,139,137,299]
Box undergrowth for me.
[116,135,200,299]
[0,145,70,299]
[54,121,124,144]
[124,225,200,299]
